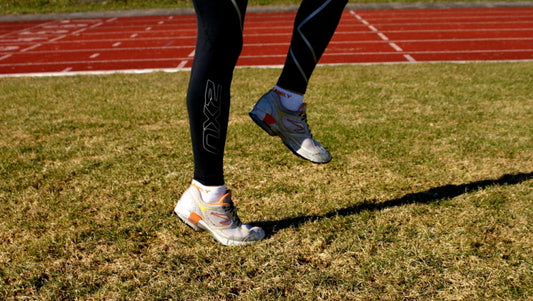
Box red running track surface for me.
[1,7,532,76]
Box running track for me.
[1,6,533,77]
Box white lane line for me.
[4,47,530,66]
[0,19,58,39]
[89,53,100,59]
[3,8,528,78]
[389,42,403,52]
[0,67,193,78]
[1,57,196,68]
[350,10,417,63]
[49,35,66,42]
[0,54,12,61]
[89,22,104,29]
[112,42,122,47]
[4,59,533,78]
[21,43,42,52]
[9,45,195,55]
[176,60,188,69]
[6,35,530,51]
[404,54,416,62]
[72,28,87,35]
[130,33,138,38]
[177,49,195,69]
[377,33,389,41]
[0,46,19,51]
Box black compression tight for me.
[187,0,347,185]
[277,0,348,94]
[187,0,247,186]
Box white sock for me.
[192,180,227,204]
[273,85,304,111]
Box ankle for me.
[192,180,227,204]
[273,85,304,111]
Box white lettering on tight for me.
[202,80,222,154]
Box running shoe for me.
[174,183,265,246]
[249,90,332,163]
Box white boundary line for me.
[350,10,416,62]
[0,67,191,78]
[2,59,533,78]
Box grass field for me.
[0,0,525,15]
[1,62,532,299]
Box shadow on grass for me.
[254,172,533,238]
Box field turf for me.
[0,62,531,299]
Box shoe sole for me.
[249,111,276,136]
[174,206,203,232]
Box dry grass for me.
[0,62,532,300]
[0,0,522,15]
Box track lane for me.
[1,6,532,76]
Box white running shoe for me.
[249,90,332,163]
[174,183,265,246]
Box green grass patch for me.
[0,0,524,15]
[1,62,532,299]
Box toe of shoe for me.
[296,140,332,163]
[250,226,265,240]
[303,151,332,164]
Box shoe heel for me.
[249,112,276,136]
[175,208,204,232]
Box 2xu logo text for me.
[202,80,222,154]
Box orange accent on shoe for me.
[188,212,202,225]
[264,113,276,124]
[216,191,232,206]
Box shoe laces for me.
[291,105,312,136]
[221,197,243,227]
